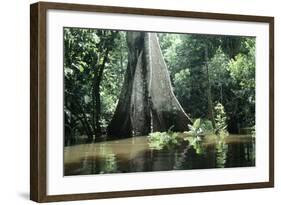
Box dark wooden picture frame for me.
[30,1,274,202]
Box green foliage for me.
[228,40,255,90]
[158,33,182,73]
[160,33,256,132]
[174,69,191,103]
[100,32,128,124]
[64,28,127,144]
[187,118,214,137]
[227,38,256,128]
[189,136,205,155]
[148,131,183,150]
[214,103,228,135]
[208,48,232,100]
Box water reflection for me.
[215,135,228,168]
[64,134,255,176]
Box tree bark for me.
[145,33,191,132]
[107,32,191,138]
[107,32,145,137]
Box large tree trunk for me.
[130,50,151,135]
[145,33,191,132]
[107,32,191,138]
[107,32,146,137]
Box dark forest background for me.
[64,28,255,146]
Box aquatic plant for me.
[189,137,205,155]
[187,118,214,138]
[148,131,183,150]
[214,102,228,135]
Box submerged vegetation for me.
[148,131,183,150]
[148,102,231,154]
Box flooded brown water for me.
[64,134,255,176]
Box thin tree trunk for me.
[92,72,97,138]
[205,47,215,128]
[93,51,110,139]
[93,80,101,137]
[66,99,94,142]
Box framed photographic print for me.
[30,1,274,202]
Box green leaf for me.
[193,118,201,129]
[79,65,84,72]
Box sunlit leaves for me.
[228,50,255,90]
